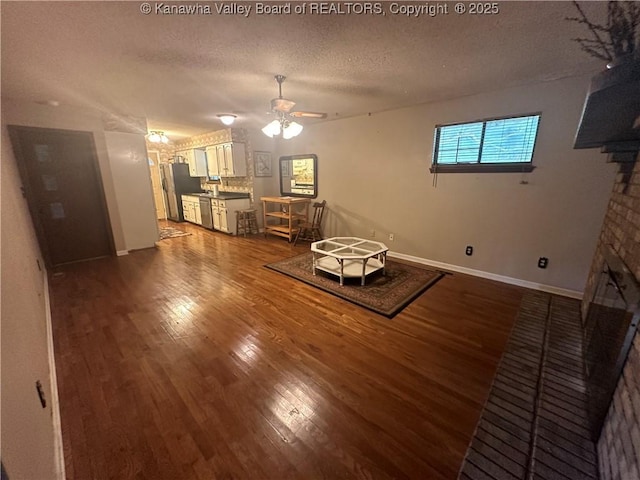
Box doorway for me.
[8,126,114,267]
[147,150,167,220]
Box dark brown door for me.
[9,126,114,267]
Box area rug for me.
[265,253,444,317]
[159,226,191,240]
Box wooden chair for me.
[294,200,326,245]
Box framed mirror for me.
[279,154,317,198]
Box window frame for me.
[430,113,541,173]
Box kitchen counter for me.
[189,192,251,200]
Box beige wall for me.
[104,131,159,250]
[277,74,616,294]
[249,129,282,226]
[1,122,63,478]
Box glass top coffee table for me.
[311,237,388,286]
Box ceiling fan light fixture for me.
[282,121,303,139]
[262,74,326,140]
[217,114,237,126]
[147,131,169,143]
[262,119,281,138]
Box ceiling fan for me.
[270,74,327,119]
[262,75,327,139]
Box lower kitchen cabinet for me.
[181,195,202,225]
[182,194,251,234]
[211,198,250,235]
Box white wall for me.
[104,132,159,250]
[278,74,617,294]
[1,123,63,478]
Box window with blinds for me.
[431,114,540,173]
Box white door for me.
[148,151,166,220]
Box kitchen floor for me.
[49,222,525,480]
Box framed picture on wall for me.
[254,151,272,177]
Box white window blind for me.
[434,114,540,167]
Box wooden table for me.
[261,196,311,242]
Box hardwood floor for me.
[49,222,525,480]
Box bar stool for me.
[235,209,259,237]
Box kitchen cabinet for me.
[176,149,207,177]
[194,199,202,224]
[205,142,246,178]
[221,143,246,177]
[211,197,251,234]
[181,195,202,225]
[205,145,221,177]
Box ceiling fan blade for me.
[271,97,296,113]
[289,111,327,119]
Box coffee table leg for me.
[361,258,369,286]
[312,252,317,276]
[381,251,387,275]
[339,259,344,286]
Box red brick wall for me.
[583,159,640,480]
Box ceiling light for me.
[282,121,303,140]
[261,120,282,138]
[147,131,169,143]
[217,114,237,126]
[262,116,303,140]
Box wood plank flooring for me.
[49,222,525,480]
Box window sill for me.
[429,163,536,174]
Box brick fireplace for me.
[583,159,640,480]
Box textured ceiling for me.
[1,1,607,140]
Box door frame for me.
[8,125,116,268]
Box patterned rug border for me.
[159,227,191,240]
[265,253,444,317]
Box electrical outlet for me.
[465,246,473,256]
[389,233,394,241]
[370,229,376,238]
[538,257,549,269]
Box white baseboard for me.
[388,251,583,300]
[43,274,66,480]
[116,250,129,256]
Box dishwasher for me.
[199,197,213,229]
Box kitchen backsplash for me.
[158,128,255,204]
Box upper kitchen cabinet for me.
[205,145,221,177]
[206,142,247,178]
[222,143,247,177]
[176,148,207,177]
